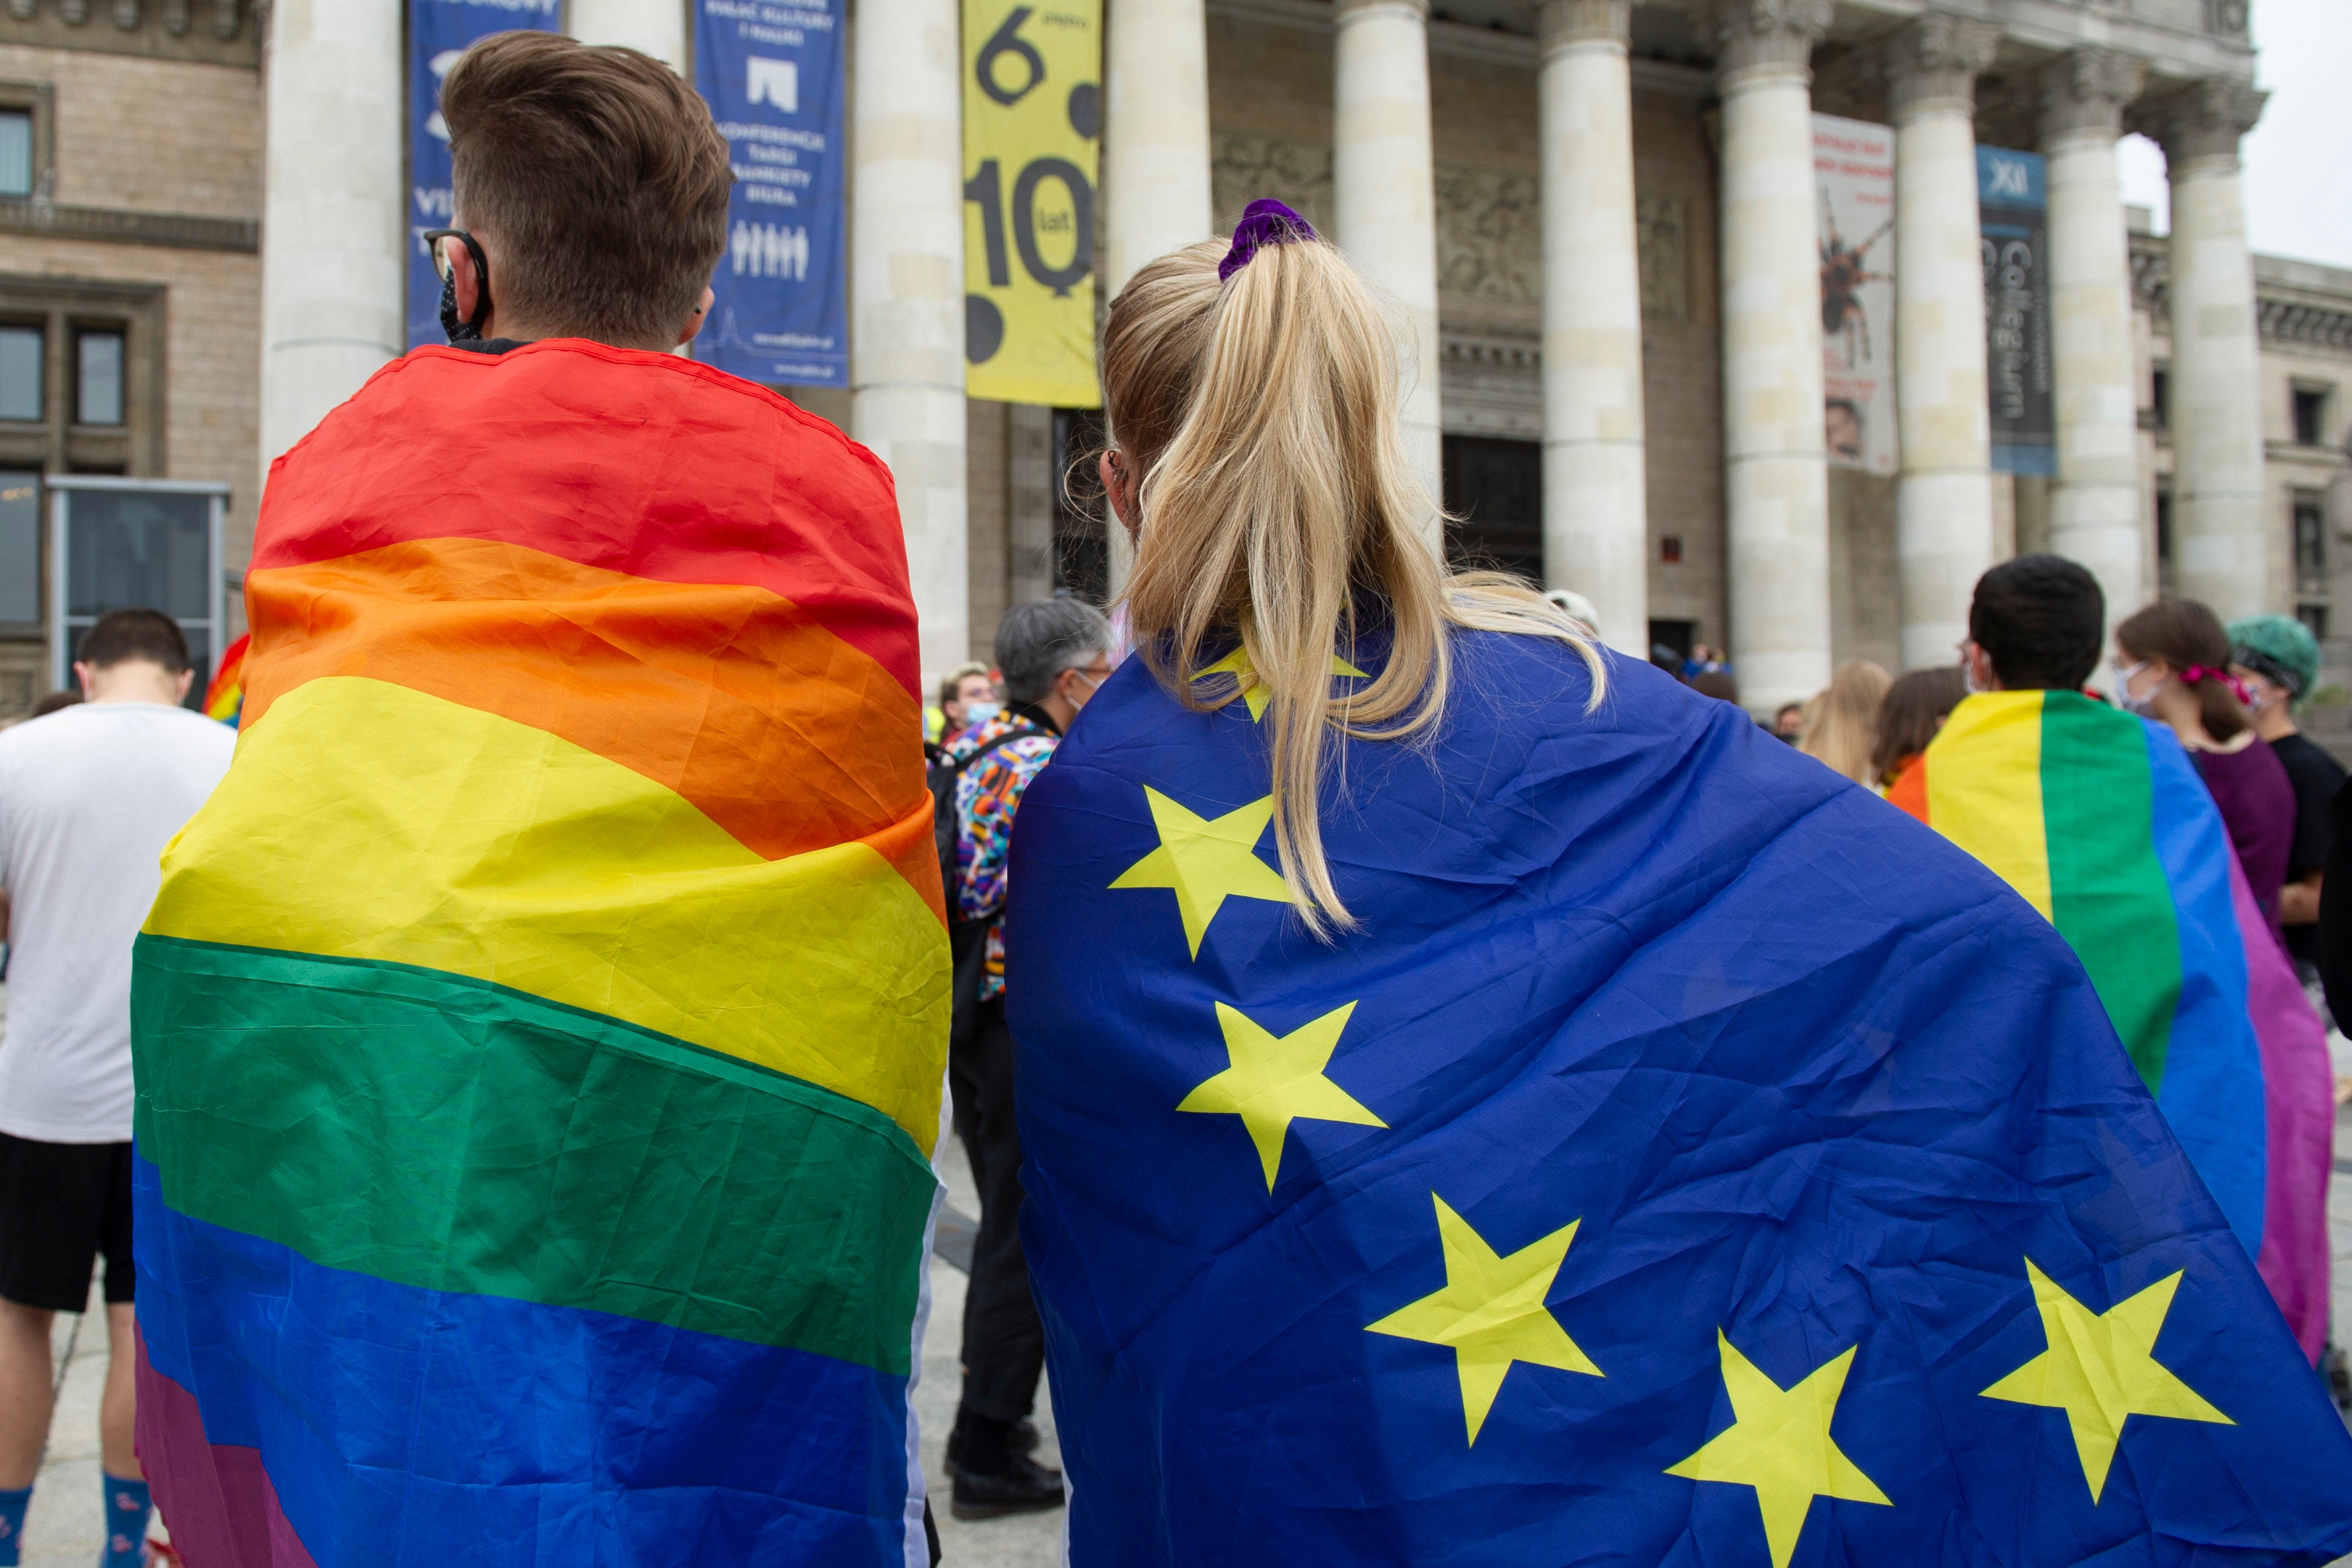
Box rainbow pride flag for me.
[1890,689,2331,1358]
[131,341,950,1565]
[199,631,246,725]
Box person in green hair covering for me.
[2230,613,2343,975]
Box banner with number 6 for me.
[962,0,1102,408]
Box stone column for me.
[2039,48,2148,640]
[2147,80,2270,620]
[259,0,404,466]
[1538,0,1647,655]
[1885,16,2000,670]
[1711,0,1832,712]
[1333,0,1443,537]
[567,0,686,71]
[851,0,968,685]
[1104,0,1212,295]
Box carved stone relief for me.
[1211,132,1332,236]
[1638,194,1689,323]
[1217,129,1688,330]
[1435,166,1539,306]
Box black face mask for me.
[439,268,482,343]
[424,227,492,343]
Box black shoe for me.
[944,1416,1038,1469]
[950,1453,1066,1521]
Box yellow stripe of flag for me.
[1921,690,2053,921]
[147,677,948,1151]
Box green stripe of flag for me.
[2038,693,2182,1091]
[131,934,935,1374]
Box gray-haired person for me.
[940,598,1112,1520]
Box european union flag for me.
[1005,633,2352,1566]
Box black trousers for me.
[948,995,1046,1425]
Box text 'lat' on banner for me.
[962,0,1102,408]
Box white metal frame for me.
[47,475,230,694]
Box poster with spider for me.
[1813,114,1897,476]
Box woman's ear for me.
[1100,450,1137,537]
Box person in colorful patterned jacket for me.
[942,597,1112,1521]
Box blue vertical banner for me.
[694,0,848,387]
[406,0,559,351]
[1979,145,2055,477]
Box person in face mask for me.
[935,662,1003,745]
[1890,557,2333,1361]
[937,598,1114,1523]
[2228,615,2342,981]
[2114,598,2299,939]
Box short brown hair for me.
[441,32,732,347]
[79,608,190,674]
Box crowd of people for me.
[1700,594,2349,996]
[0,28,2347,1568]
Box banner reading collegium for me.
[1813,114,1897,476]
[961,0,1102,407]
[694,0,849,386]
[406,0,558,351]
[1978,145,2056,476]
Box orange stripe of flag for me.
[244,537,943,918]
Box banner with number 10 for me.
[962,0,1102,408]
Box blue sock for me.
[0,1484,27,1567]
[100,1474,149,1567]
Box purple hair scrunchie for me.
[1218,197,1319,281]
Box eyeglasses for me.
[421,228,486,285]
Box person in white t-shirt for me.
[0,608,233,1566]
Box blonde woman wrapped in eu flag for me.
[1001,199,2352,1566]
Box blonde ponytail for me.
[1103,233,1606,937]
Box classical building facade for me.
[0,0,2343,721]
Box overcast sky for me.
[2116,0,2352,269]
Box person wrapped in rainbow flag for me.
[1892,554,2332,1360]
[130,35,948,1566]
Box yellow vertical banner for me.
[962,0,1102,408]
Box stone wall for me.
[0,41,260,717]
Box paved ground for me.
[916,1136,1067,1568]
[10,1101,2351,1565]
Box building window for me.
[2151,367,2170,433]
[2299,605,2330,641]
[2293,386,2331,449]
[0,326,38,422]
[0,110,28,199]
[2156,489,2176,598]
[2294,491,2327,595]
[0,472,35,626]
[0,281,164,481]
[1441,435,1543,585]
[75,330,125,427]
[53,480,225,709]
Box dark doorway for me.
[1648,619,1695,663]
[1051,408,1109,606]
[1441,436,1542,585]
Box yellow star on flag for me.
[1177,1001,1384,1189]
[1110,787,1294,957]
[1195,647,1367,722]
[1365,1194,1600,1444]
[1665,1332,1891,1568]
[1979,1259,2230,1503]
